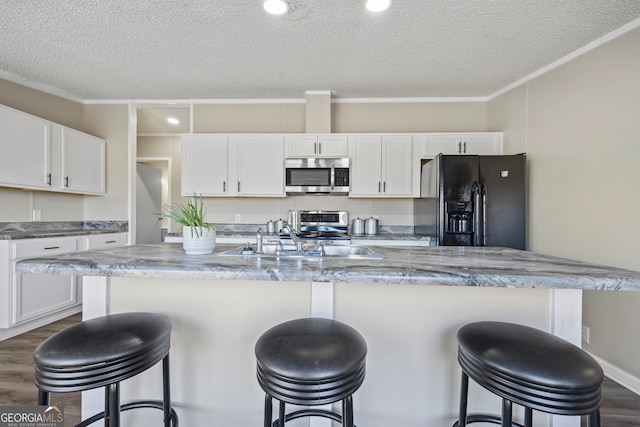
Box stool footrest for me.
[272,408,352,427]
[452,413,524,427]
[75,400,179,427]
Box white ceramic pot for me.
[182,226,216,255]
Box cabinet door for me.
[316,135,348,157]
[60,127,106,194]
[423,134,462,156]
[9,237,78,326]
[182,135,229,195]
[234,135,284,197]
[381,135,413,196]
[285,135,317,157]
[0,104,52,190]
[12,268,76,325]
[285,134,348,157]
[461,133,502,155]
[349,135,382,197]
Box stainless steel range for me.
[288,210,350,240]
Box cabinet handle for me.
[314,142,317,155]
[44,246,60,250]
[463,141,467,153]
[458,142,462,153]
[378,182,381,192]
[46,173,52,186]
[238,181,240,192]
[383,182,386,192]
[318,142,322,155]
[106,240,116,244]
[223,181,226,192]
[64,176,69,188]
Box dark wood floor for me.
[2,314,640,427]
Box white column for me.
[550,289,582,427]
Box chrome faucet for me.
[282,223,302,251]
[256,228,263,254]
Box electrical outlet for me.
[235,214,241,223]
[581,325,590,344]
[32,209,42,221]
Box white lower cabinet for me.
[0,232,127,339]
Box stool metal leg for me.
[106,382,120,427]
[264,395,272,427]
[342,395,354,427]
[588,410,601,427]
[38,390,50,406]
[457,371,469,426]
[163,355,171,427]
[524,408,532,427]
[278,401,285,427]
[501,399,512,427]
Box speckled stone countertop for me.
[15,243,640,291]
[0,221,128,240]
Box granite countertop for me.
[0,221,128,240]
[15,243,640,291]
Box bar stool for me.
[255,317,367,427]
[452,321,603,427]
[33,312,179,427]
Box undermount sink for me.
[216,243,384,260]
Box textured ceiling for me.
[1,0,640,101]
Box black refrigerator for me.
[414,153,526,249]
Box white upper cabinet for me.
[0,104,52,190]
[349,134,413,197]
[0,104,106,195]
[420,133,503,157]
[55,126,106,194]
[182,135,229,196]
[285,134,348,158]
[231,135,284,197]
[182,134,284,197]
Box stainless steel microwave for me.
[284,158,350,194]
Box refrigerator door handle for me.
[472,181,482,246]
[481,182,487,246]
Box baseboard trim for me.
[592,354,640,396]
[0,305,81,341]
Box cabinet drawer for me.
[84,233,127,250]
[12,237,78,259]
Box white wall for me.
[488,26,640,380]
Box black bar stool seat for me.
[33,312,178,427]
[453,321,604,427]
[255,317,367,427]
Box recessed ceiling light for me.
[366,0,391,12]
[167,117,180,125]
[263,0,288,15]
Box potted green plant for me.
[162,194,216,254]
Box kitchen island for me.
[16,243,640,427]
